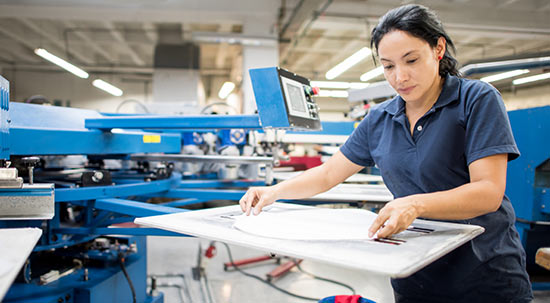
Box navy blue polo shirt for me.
[341,75,533,302]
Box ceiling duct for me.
[348,53,550,102]
[152,43,205,115]
[460,52,550,76]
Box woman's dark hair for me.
[370,4,460,77]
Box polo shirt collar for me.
[434,74,460,110]
[384,74,460,116]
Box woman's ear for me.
[436,36,446,58]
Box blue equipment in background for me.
[507,106,550,290]
[0,75,9,159]
[250,67,321,130]
[0,67,324,303]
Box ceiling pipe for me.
[460,56,550,76]
[348,54,550,102]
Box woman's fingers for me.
[376,215,400,238]
[369,209,390,238]
[239,193,248,212]
[245,190,256,215]
[253,195,271,215]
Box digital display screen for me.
[286,83,307,113]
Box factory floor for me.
[147,236,393,303]
[147,236,550,303]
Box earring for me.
[438,56,442,60]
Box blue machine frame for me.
[250,67,321,130]
[2,71,549,301]
[506,106,550,290]
[0,75,9,159]
[2,67,323,303]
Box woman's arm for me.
[369,153,508,238]
[240,151,363,215]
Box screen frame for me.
[280,76,310,119]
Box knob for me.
[312,87,320,95]
[21,157,40,185]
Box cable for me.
[220,242,356,301]
[221,242,318,301]
[200,102,238,115]
[119,253,137,303]
[516,217,550,226]
[116,99,150,113]
[295,263,356,295]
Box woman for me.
[240,4,533,302]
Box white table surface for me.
[135,203,484,278]
[0,228,42,301]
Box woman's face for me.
[377,30,445,104]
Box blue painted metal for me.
[532,282,550,291]
[250,67,290,128]
[178,179,265,188]
[55,174,180,202]
[219,129,246,147]
[152,188,246,201]
[539,188,550,215]
[9,103,181,156]
[507,106,550,222]
[10,128,181,155]
[288,121,356,136]
[53,227,186,237]
[85,114,262,130]
[182,131,203,145]
[5,237,162,303]
[159,198,203,207]
[0,75,9,159]
[0,186,53,196]
[93,198,186,216]
[506,106,550,289]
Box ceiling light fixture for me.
[360,66,384,82]
[325,47,372,80]
[218,82,235,99]
[311,81,369,89]
[512,72,550,85]
[480,69,529,83]
[92,79,123,97]
[34,48,89,79]
[318,90,349,98]
[192,32,277,47]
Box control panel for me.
[250,67,321,131]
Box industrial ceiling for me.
[0,0,549,102]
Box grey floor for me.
[147,236,550,303]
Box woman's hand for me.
[239,186,279,216]
[368,196,423,238]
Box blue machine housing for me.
[9,103,181,155]
[4,237,159,303]
[507,106,550,288]
[0,75,9,159]
[1,70,307,302]
[250,67,321,131]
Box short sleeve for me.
[464,83,520,165]
[340,115,375,167]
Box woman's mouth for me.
[398,85,416,94]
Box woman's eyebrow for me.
[380,50,419,62]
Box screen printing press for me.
[135,202,484,278]
[274,172,392,203]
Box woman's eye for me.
[407,59,417,64]
[383,65,393,70]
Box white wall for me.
[2,69,149,113]
[2,69,550,116]
[501,84,550,111]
